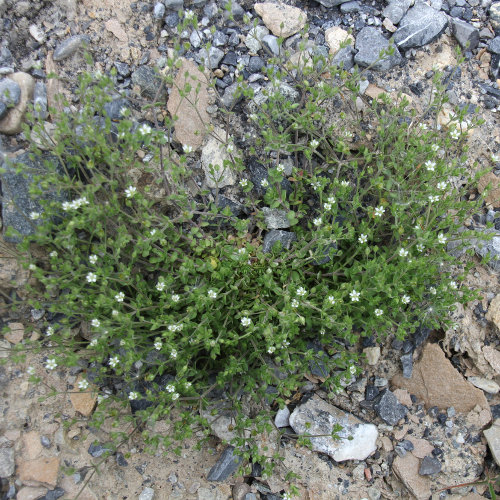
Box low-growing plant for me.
[1,10,496,494]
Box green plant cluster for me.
[2,12,494,487]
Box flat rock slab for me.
[392,343,490,416]
[0,72,34,134]
[478,172,500,208]
[167,58,210,151]
[69,376,97,417]
[393,453,431,500]
[207,445,243,481]
[289,394,378,461]
[18,456,60,488]
[254,3,307,38]
[354,27,402,71]
[484,419,500,466]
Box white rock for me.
[289,394,378,461]
[274,407,290,427]
[324,26,354,55]
[364,346,381,366]
[468,376,500,394]
[201,127,238,189]
[245,25,269,53]
[138,487,155,500]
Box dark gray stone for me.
[354,27,403,71]
[197,47,225,69]
[131,66,165,100]
[394,444,407,457]
[221,81,243,108]
[53,35,90,61]
[33,81,48,120]
[393,2,448,49]
[248,56,265,73]
[216,195,244,217]
[0,101,7,120]
[153,2,165,19]
[204,2,218,18]
[419,455,442,475]
[263,230,297,254]
[473,228,500,271]
[103,97,130,121]
[451,18,479,49]
[332,46,355,70]
[261,35,280,57]
[222,51,238,66]
[400,439,414,451]
[400,353,413,378]
[382,0,412,24]
[412,325,431,347]
[115,61,131,77]
[490,37,500,54]
[41,436,51,448]
[207,446,243,481]
[315,0,352,7]
[373,389,408,425]
[165,12,180,27]
[0,78,21,107]
[42,487,65,500]
[116,452,128,466]
[491,53,500,79]
[223,1,244,19]
[306,341,330,378]
[340,1,362,12]
[0,47,14,68]
[88,442,113,458]
[213,31,228,46]
[164,0,183,8]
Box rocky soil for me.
[1,0,500,499]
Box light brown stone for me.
[18,456,60,488]
[393,453,431,500]
[69,376,97,417]
[16,487,48,500]
[5,322,24,344]
[254,3,306,38]
[406,436,434,459]
[380,436,393,452]
[105,18,128,42]
[0,72,35,135]
[393,388,412,407]
[324,26,354,55]
[23,431,42,460]
[167,59,210,151]
[392,343,490,415]
[365,84,387,100]
[483,345,500,375]
[45,52,63,120]
[478,172,500,208]
[0,257,29,288]
[486,295,500,330]
[59,475,98,500]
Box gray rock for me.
[341,1,362,12]
[400,353,413,378]
[484,420,500,466]
[0,448,15,477]
[53,35,90,61]
[190,30,203,48]
[223,1,245,19]
[373,389,408,425]
[164,0,183,9]
[451,18,479,49]
[289,394,378,461]
[201,128,238,188]
[41,435,51,448]
[0,47,14,68]
[197,47,225,69]
[114,61,130,77]
[213,31,228,46]
[115,452,128,466]
[419,455,442,475]
[274,407,291,427]
[315,0,353,7]
[261,34,280,56]
[221,81,243,108]
[489,36,500,54]
[263,230,297,254]
[393,2,448,49]
[382,0,412,24]
[262,207,290,229]
[245,26,270,53]
[248,56,265,73]
[474,228,500,271]
[153,2,165,19]
[400,439,415,451]
[33,81,48,120]
[88,442,113,458]
[0,78,21,107]
[207,446,243,481]
[103,97,129,121]
[354,27,403,71]
[43,487,65,500]
[131,66,165,100]
[138,487,155,500]
[0,101,7,120]
[490,2,500,31]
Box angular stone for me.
[18,457,60,488]
[490,2,500,31]
[274,407,290,427]
[419,455,442,475]
[325,27,354,54]
[393,2,448,49]
[364,346,381,366]
[393,454,431,500]
[468,377,500,394]
[289,394,378,461]
[400,353,413,378]
[131,66,166,100]
[16,487,48,500]
[393,388,412,407]
[262,230,297,254]
[53,35,90,61]
[373,389,408,425]
[207,446,243,481]
[0,448,15,477]
[69,376,97,416]
[382,0,412,24]
[392,343,490,415]
[254,3,307,38]
[314,0,352,7]
[450,18,480,50]
[0,78,21,107]
[0,72,34,134]
[87,442,113,458]
[201,128,238,188]
[33,82,48,120]
[484,419,500,467]
[104,19,128,42]
[489,37,500,54]
[245,26,270,53]
[262,208,290,229]
[5,322,24,344]
[197,47,225,69]
[261,34,280,56]
[354,27,403,71]
[478,172,500,208]
[138,487,155,500]
[483,345,500,375]
[406,436,434,459]
[167,59,210,151]
[23,431,43,460]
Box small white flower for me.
[109,356,119,368]
[324,202,332,211]
[45,358,57,370]
[115,292,125,303]
[449,281,458,290]
[183,144,193,153]
[311,180,321,191]
[450,129,460,140]
[227,143,234,154]
[156,280,166,291]
[374,206,385,217]
[170,349,178,359]
[120,339,125,347]
[350,290,360,302]
[276,163,285,173]
[89,254,98,264]
[184,9,194,19]
[358,234,368,244]
[296,286,307,297]
[429,195,439,203]
[291,299,299,308]
[282,340,290,347]
[78,379,89,390]
[138,123,152,136]
[86,272,97,283]
[238,248,246,255]
[171,392,180,401]
[341,180,350,187]
[171,294,180,302]
[46,326,54,336]
[118,131,126,139]
[349,365,356,375]
[79,196,89,206]
[119,106,128,117]
[327,196,336,204]
[328,296,336,305]
[208,289,217,299]
[166,384,175,393]
[437,181,447,190]
[429,287,437,295]
[419,123,428,130]
[417,243,425,252]
[492,153,500,163]
[282,493,292,500]
[320,329,325,335]
[129,391,139,400]
[313,217,322,227]
[150,229,157,236]
[425,160,436,172]
[399,248,409,257]
[112,309,119,317]
[401,295,410,304]
[375,309,383,317]
[261,179,269,188]
[154,340,162,350]
[185,382,192,389]
[62,201,71,211]
[239,179,248,188]
[249,113,258,121]
[267,346,276,354]
[89,338,98,347]
[241,316,251,327]
[27,366,35,375]
[437,233,447,244]
[97,394,109,404]
[310,139,319,148]
[49,251,58,258]
[125,185,137,198]
[91,318,100,328]
[431,144,440,152]
[29,264,36,271]
[30,211,41,220]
